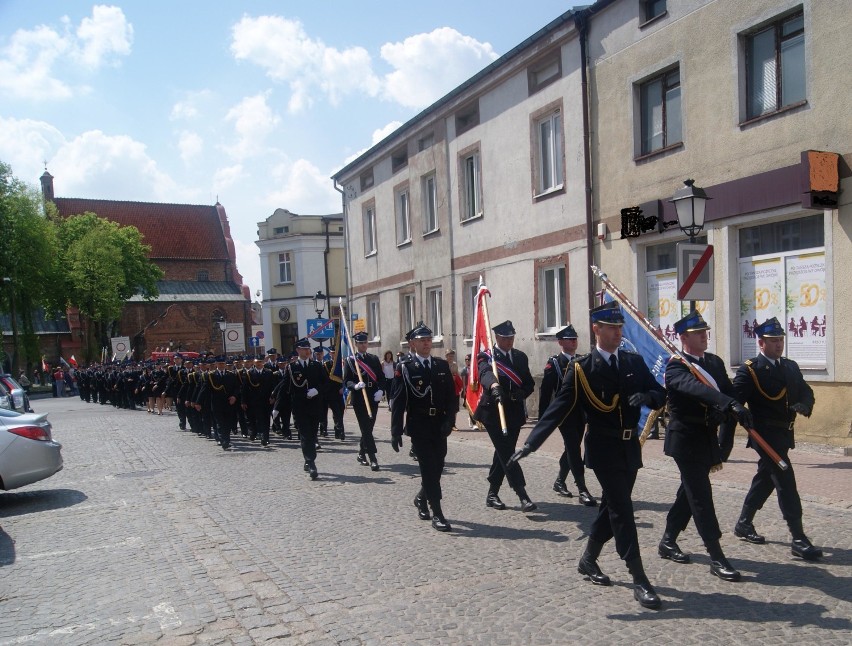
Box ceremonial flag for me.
[69,355,78,368]
[329,311,351,384]
[41,355,49,373]
[59,356,71,369]
[466,280,492,416]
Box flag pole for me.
[338,298,372,410]
[591,264,788,471]
[479,290,509,436]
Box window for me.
[644,237,710,347]
[277,252,293,283]
[197,270,209,282]
[272,226,289,235]
[422,173,438,233]
[401,293,416,334]
[418,132,434,151]
[395,186,411,245]
[737,214,825,367]
[360,169,374,191]
[455,102,480,135]
[392,147,408,173]
[367,297,380,341]
[534,110,564,195]
[428,288,443,338]
[640,67,681,155]
[745,10,805,120]
[363,205,377,256]
[461,150,482,221]
[642,0,667,23]
[462,278,481,338]
[539,265,567,331]
[527,52,561,94]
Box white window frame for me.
[427,288,443,339]
[401,293,416,334]
[422,173,438,234]
[278,252,293,284]
[538,265,567,332]
[363,204,377,257]
[534,110,564,196]
[395,187,411,246]
[367,297,380,341]
[461,151,482,222]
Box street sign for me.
[306,318,335,339]
[248,336,260,347]
[353,318,367,333]
[677,242,714,301]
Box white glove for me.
[373,390,384,402]
[271,410,279,420]
[306,388,319,398]
[353,381,366,390]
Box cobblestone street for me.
[1,397,850,645]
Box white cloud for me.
[265,159,340,213]
[381,28,498,108]
[212,164,245,191]
[223,92,280,160]
[342,120,404,166]
[230,15,380,113]
[0,116,67,182]
[178,131,203,163]
[74,5,133,69]
[0,5,132,100]
[170,90,213,121]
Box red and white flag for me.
[41,356,49,373]
[69,355,78,368]
[466,280,492,416]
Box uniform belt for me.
[589,425,634,440]
[411,407,445,417]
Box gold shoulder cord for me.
[575,362,619,412]
[208,372,225,392]
[746,365,787,401]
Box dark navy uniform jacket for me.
[390,355,458,439]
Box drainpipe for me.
[333,180,350,312]
[321,216,331,303]
[443,132,457,349]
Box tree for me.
[56,212,163,351]
[0,162,62,374]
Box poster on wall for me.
[784,252,826,367]
[739,258,784,360]
[646,272,715,350]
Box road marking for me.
[22,536,142,560]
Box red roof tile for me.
[53,198,230,260]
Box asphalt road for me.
[1,397,850,645]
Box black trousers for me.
[212,403,237,447]
[352,399,378,454]
[176,397,187,429]
[410,432,448,507]
[557,423,587,490]
[248,402,271,443]
[589,467,640,562]
[485,423,525,493]
[744,445,802,523]
[665,457,722,544]
[293,409,319,461]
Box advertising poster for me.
[646,272,715,350]
[784,252,826,366]
[739,258,784,360]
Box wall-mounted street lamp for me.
[670,179,710,242]
[217,317,227,355]
[313,290,327,350]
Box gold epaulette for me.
[744,359,754,366]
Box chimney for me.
[40,169,54,202]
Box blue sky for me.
[0,1,576,296]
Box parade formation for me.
[67,288,826,612]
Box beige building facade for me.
[588,0,850,446]
[256,209,345,355]
[333,0,850,446]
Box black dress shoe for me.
[658,539,691,564]
[734,520,766,544]
[369,456,379,471]
[409,448,418,462]
[633,581,661,609]
[519,498,538,512]
[432,515,451,532]
[357,452,368,466]
[792,538,823,561]
[308,462,318,480]
[261,440,269,446]
[303,461,310,472]
[486,491,506,510]
[414,496,431,520]
[578,490,597,507]
[552,480,573,497]
[710,559,742,581]
[577,558,611,586]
